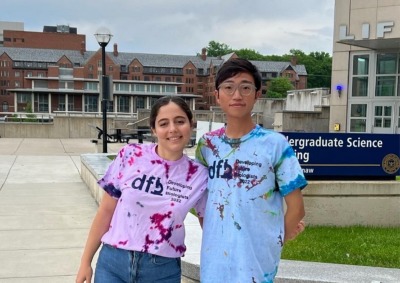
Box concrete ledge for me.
[80,153,400,283]
[181,261,400,283]
[80,153,111,204]
[276,260,400,283]
[304,181,400,226]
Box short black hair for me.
[215,58,262,91]
[149,96,193,129]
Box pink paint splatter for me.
[142,211,185,254]
[164,163,170,178]
[186,160,198,181]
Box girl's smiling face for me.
[152,101,192,161]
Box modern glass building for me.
[331,0,400,134]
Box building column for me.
[31,93,35,112]
[65,94,69,112]
[14,93,18,112]
[48,93,52,113]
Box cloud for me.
[1,0,335,55]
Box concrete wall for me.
[304,180,400,226]
[274,106,330,132]
[0,117,109,139]
[286,88,330,111]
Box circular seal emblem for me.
[382,153,400,174]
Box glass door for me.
[372,103,394,133]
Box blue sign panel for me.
[283,132,400,179]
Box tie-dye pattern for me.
[195,125,307,283]
[98,143,208,258]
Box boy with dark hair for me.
[196,58,307,282]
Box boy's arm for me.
[283,188,305,242]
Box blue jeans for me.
[94,244,181,283]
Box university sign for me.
[283,132,400,179]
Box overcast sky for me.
[3,0,335,56]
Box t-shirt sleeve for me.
[195,136,208,167]
[193,187,208,218]
[97,147,126,199]
[274,134,308,196]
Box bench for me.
[95,126,118,143]
[122,134,137,144]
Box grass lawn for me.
[281,225,400,268]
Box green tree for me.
[267,77,294,98]
[234,48,265,60]
[206,41,233,57]
[285,49,332,88]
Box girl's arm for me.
[76,193,118,283]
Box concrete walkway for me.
[0,138,124,282]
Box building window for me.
[85,95,98,112]
[85,82,98,91]
[2,101,8,111]
[349,104,367,132]
[118,96,130,113]
[352,54,369,97]
[34,80,48,88]
[149,85,161,93]
[375,53,397,97]
[58,94,66,111]
[134,84,145,92]
[68,95,77,111]
[162,85,175,93]
[115,83,129,92]
[59,81,74,89]
[34,93,49,112]
[136,97,145,109]
[374,105,392,128]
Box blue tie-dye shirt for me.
[195,125,307,283]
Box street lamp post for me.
[94,28,112,153]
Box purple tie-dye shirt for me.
[98,143,208,257]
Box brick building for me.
[0,24,307,115]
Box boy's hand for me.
[286,220,305,241]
